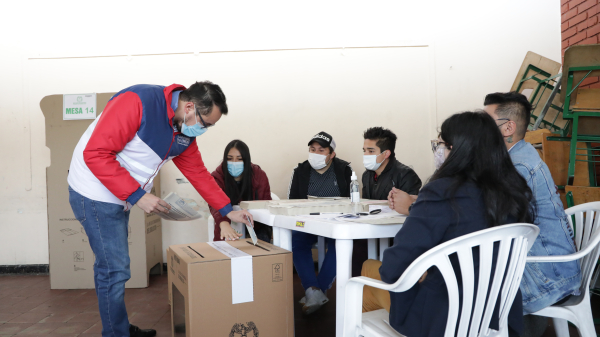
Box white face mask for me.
[363,152,385,171]
[434,146,445,170]
[308,153,329,170]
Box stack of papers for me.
[157,192,203,221]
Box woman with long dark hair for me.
[209,139,272,242]
[361,111,534,336]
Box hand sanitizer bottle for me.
[350,171,360,213]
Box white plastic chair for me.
[343,223,539,337]
[208,192,279,242]
[527,201,600,337]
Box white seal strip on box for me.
[207,241,254,304]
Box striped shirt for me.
[307,163,341,197]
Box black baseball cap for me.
[308,131,336,151]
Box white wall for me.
[0,0,561,265]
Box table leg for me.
[367,238,377,260]
[335,239,353,337]
[317,236,325,272]
[379,238,389,261]
[279,228,293,251]
[272,227,281,247]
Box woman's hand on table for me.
[220,221,243,241]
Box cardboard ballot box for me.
[42,93,163,289]
[168,239,294,337]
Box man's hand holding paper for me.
[227,210,254,228]
[137,193,172,214]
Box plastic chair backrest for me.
[388,224,539,337]
[565,201,600,295]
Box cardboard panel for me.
[510,51,561,93]
[524,129,555,145]
[565,186,600,206]
[541,138,590,188]
[42,93,162,289]
[542,138,570,187]
[561,45,600,103]
[571,88,600,111]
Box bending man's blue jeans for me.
[292,231,336,292]
[69,186,131,337]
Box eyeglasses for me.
[496,118,510,128]
[431,140,448,153]
[195,108,214,128]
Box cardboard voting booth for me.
[42,93,163,289]
[168,239,294,337]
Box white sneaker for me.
[302,288,329,315]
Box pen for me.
[309,212,344,215]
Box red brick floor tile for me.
[50,322,95,334]
[61,289,95,297]
[0,323,34,335]
[0,297,27,306]
[82,304,100,313]
[67,312,100,323]
[80,322,102,334]
[14,322,64,335]
[10,287,45,298]
[154,327,172,337]
[19,296,54,306]
[8,312,51,323]
[0,305,18,314]
[1,303,39,314]
[0,313,21,324]
[28,302,73,314]
[128,312,166,326]
[38,313,78,323]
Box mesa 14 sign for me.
[63,93,97,120]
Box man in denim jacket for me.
[484,92,581,314]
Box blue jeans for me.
[69,187,131,337]
[292,231,336,292]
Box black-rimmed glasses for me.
[496,118,510,128]
[195,109,214,128]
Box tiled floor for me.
[0,273,598,336]
[0,274,170,337]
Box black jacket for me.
[288,157,352,199]
[362,156,422,200]
[380,178,523,337]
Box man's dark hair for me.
[363,127,397,156]
[180,81,228,116]
[484,92,531,137]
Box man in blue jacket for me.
[484,92,581,314]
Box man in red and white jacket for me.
[67,82,253,337]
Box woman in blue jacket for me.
[362,111,534,336]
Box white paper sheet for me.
[207,241,254,304]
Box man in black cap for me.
[287,131,352,315]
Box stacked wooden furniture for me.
[517,48,600,208]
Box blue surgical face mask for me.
[181,105,208,137]
[227,161,244,177]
